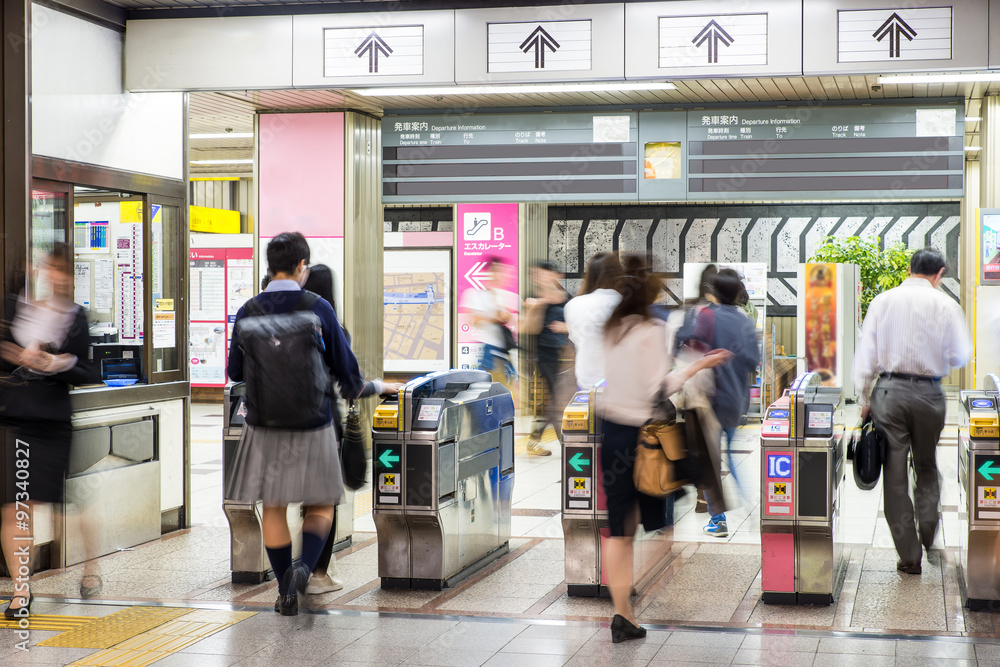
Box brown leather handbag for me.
[633,419,689,497]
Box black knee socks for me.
[265,544,292,594]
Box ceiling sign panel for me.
[455,5,624,84]
[803,0,986,75]
[838,7,951,62]
[626,0,801,78]
[293,10,454,87]
[487,20,591,73]
[658,14,768,68]
[324,25,424,77]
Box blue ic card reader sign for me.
[768,454,792,478]
[972,399,995,409]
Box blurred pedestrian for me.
[226,233,364,615]
[565,252,624,390]
[0,244,100,618]
[599,253,731,642]
[521,261,569,456]
[853,248,971,574]
[462,257,518,392]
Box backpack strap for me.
[296,291,320,312]
[243,297,266,318]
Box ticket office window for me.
[71,188,186,384]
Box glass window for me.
[31,188,68,280]
[152,204,180,373]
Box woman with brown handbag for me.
[599,253,731,643]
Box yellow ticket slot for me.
[970,417,999,439]
[373,406,399,430]
[562,407,590,433]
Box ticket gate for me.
[561,382,673,597]
[372,370,514,590]
[222,382,353,583]
[957,374,1000,611]
[760,372,846,605]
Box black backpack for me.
[237,291,329,429]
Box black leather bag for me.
[500,324,517,352]
[340,401,367,491]
[851,417,886,490]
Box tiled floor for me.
[2,399,998,664]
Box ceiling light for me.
[189,132,254,139]
[351,81,677,97]
[965,146,981,151]
[965,116,982,122]
[189,159,254,165]
[878,73,1000,84]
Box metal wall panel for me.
[124,16,293,91]
[344,112,384,426]
[625,0,803,79]
[454,4,625,84]
[992,0,1000,69]
[292,10,455,88]
[802,0,988,75]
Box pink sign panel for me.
[764,450,794,517]
[259,113,345,238]
[455,203,519,370]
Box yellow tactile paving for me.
[0,614,96,632]
[38,607,194,648]
[65,609,255,667]
[354,487,373,518]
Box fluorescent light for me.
[965,116,982,122]
[878,73,1000,84]
[190,132,253,139]
[965,146,981,151]
[189,159,253,165]
[351,81,677,97]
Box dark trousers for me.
[530,352,564,442]
[871,377,947,564]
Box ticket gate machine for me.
[222,383,353,583]
[957,374,1000,611]
[760,372,846,605]
[561,382,673,597]
[372,370,515,590]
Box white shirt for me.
[853,277,972,406]
[564,288,622,389]
[461,288,517,349]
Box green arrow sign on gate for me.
[569,452,590,472]
[979,459,1000,481]
[378,449,400,468]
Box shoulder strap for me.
[243,297,266,318]
[296,291,320,311]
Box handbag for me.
[500,324,517,352]
[340,401,367,491]
[633,413,692,498]
[850,416,886,491]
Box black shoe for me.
[3,594,31,620]
[610,614,646,643]
[279,567,299,616]
[274,595,280,613]
[897,560,921,575]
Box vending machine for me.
[796,263,861,402]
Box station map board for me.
[383,102,963,203]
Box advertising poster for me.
[981,210,1000,284]
[189,322,227,384]
[384,249,451,373]
[803,263,838,383]
[455,203,519,371]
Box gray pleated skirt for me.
[225,422,345,506]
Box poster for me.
[74,262,91,309]
[981,211,1000,284]
[384,250,451,373]
[116,223,143,341]
[803,263,838,383]
[153,311,176,349]
[94,259,114,311]
[226,250,254,316]
[643,142,682,179]
[455,204,519,371]
[190,250,226,321]
[188,322,227,384]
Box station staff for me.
[853,247,971,575]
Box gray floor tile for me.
[816,637,896,656]
[812,654,894,667]
[733,648,817,665]
[738,635,820,652]
[516,624,600,642]
[154,652,243,667]
[402,647,497,667]
[663,630,745,648]
[482,653,569,667]
[975,644,1000,663]
[894,639,976,659]
[427,622,528,653]
[327,642,424,666]
[0,646,99,664]
[500,636,588,655]
[650,643,740,664]
[892,659,976,667]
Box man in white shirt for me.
[853,248,972,574]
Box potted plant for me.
[809,235,913,320]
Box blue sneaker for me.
[703,514,728,537]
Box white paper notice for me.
[94,259,114,311]
[915,108,956,137]
[190,258,226,321]
[227,259,254,315]
[74,262,91,309]
[593,115,630,143]
[153,311,176,349]
[189,322,227,384]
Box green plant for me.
[809,236,913,320]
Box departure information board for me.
[383,112,638,203]
[382,102,963,203]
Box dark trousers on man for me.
[870,376,947,565]
[530,352,564,443]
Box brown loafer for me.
[897,560,921,575]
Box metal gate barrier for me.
[760,372,846,605]
[958,373,1000,610]
[372,370,514,590]
[561,381,673,597]
[222,382,354,583]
